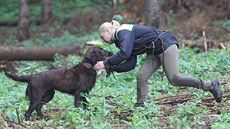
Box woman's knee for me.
[168,75,180,86]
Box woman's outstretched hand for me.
[94,61,105,70]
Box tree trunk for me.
[0,45,82,61]
[145,0,162,28]
[17,0,30,41]
[41,0,52,24]
[228,1,230,18]
[0,19,42,27]
[0,20,18,26]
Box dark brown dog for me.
[5,47,112,120]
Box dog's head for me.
[82,47,112,65]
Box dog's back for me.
[5,63,97,93]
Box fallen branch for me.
[200,102,215,107]
[4,119,27,128]
[152,94,194,105]
[0,19,43,27]
[0,112,9,129]
[0,45,83,61]
[157,98,192,105]
[219,43,226,50]
[0,112,26,129]
[201,93,230,102]
[153,94,193,101]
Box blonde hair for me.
[98,20,120,34]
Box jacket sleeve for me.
[111,55,137,72]
[104,30,134,66]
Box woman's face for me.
[99,29,113,44]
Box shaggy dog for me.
[5,47,112,120]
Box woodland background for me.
[0,0,229,128]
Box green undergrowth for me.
[0,44,229,128]
[1,1,229,128]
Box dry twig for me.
[203,31,208,52]
[201,93,230,102]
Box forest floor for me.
[0,1,229,128]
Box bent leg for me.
[36,90,55,118]
[159,44,211,90]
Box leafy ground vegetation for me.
[0,44,229,128]
[0,0,230,128]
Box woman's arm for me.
[110,55,137,72]
[104,30,134,66]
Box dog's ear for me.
[83,63,92,68]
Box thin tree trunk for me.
[17,0,30,41]
[228,1,230,18]
[145,0,162,28]
[41,0,52,24]
[0,45,82,61]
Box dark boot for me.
[210,79,222,103]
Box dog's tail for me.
[4,71,32,82]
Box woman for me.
[94,20,222,107]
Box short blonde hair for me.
[98,20,120,34]
[98,22,112,34]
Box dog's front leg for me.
[74,91,81,108]
[81,94,88,110]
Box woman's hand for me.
[94,61,105,70]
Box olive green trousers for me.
[136,44,212,103]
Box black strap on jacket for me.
[132,41,155,55]
[132,29,166,55]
